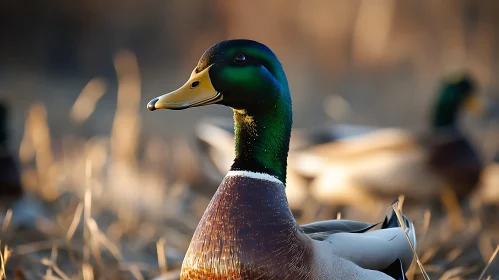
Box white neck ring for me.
[226,170,284,185]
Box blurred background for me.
[1,0,499,279]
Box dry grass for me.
[392,198,430,280]
[0,242,12,280]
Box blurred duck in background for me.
[0,101,23,209]
[293,72,485,214]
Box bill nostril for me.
[191,81,200,88]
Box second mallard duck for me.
[148,39,415,279]
[290,73,484,212]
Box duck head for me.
[147,39,289,112]
[148,39,292,183]
[431,71,483,129]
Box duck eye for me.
[234,54,246,65]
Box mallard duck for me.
[0,101,23,208]
[289,73,484,212]
[147,39,416,279]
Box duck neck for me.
[230,98,292,184]
[430,87,465,132]
[431,104,460,131]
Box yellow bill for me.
[464,95,484,115]
[147,65,222,111]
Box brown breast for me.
[180,175,314,280]
[424,134,482,199]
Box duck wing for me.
[318,207,415,274]
[300,219,379,241]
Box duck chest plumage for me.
[180,172,314,280]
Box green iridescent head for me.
[148,39,292,183]
[147,39,290,112]
[431,71,482,129]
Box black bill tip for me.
[147,98,159,111]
